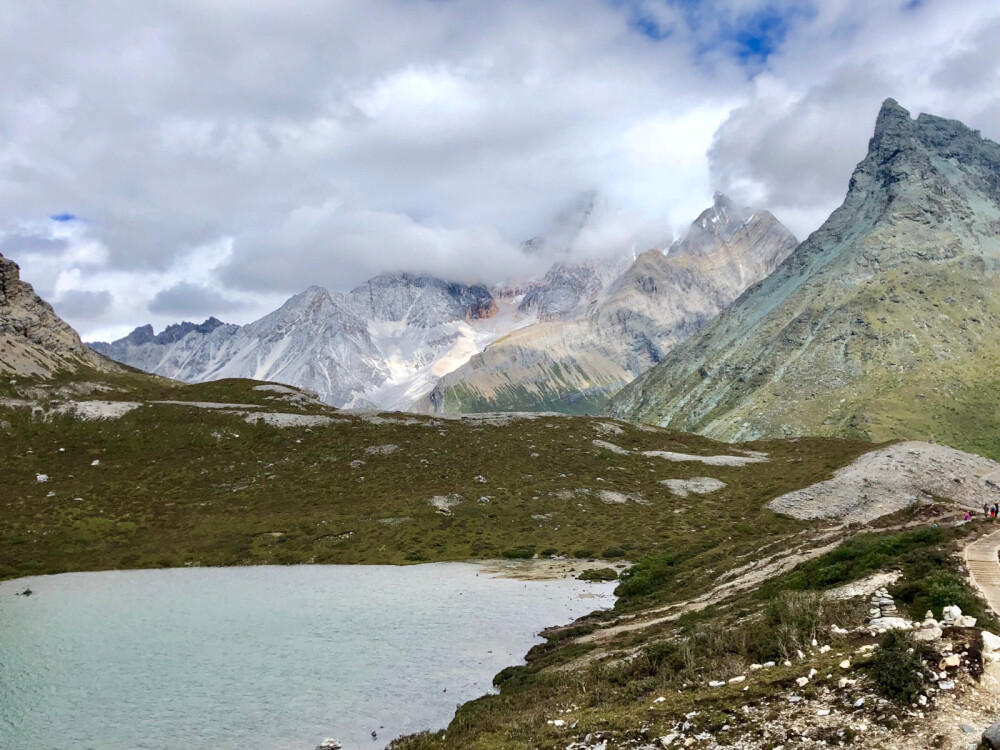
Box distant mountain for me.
[0,252,116,377]
[423,195,797,414]
[609,99,1000,452]
[89,274,522,408]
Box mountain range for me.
[609,98,1000,454]
[88,195,796,412]
[425,195,796,414]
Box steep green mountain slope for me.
[425,196,796,415]
[609,100,1000,457]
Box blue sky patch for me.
[614,1,814,68]
[50,213,79,222]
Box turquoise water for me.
[0,564,614,750]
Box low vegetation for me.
[1,373,995,749]
[0,376,874,581]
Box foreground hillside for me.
[6,377,1000,749]
[610,100,1000,459]
[0,374,868,581]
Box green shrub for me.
[602,546,626,559]
[775,527,950,592]
[572,548,594,559]
[615,551,682,600]
[864,630,933,704]
[502,546,535,559]
[578,567,618,581]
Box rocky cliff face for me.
[89,274,519,408]
[608,99,1000,450]
[0,252,114,377]
[425,196,797,414]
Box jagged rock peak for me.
[114,317,229,348]
[607,99,1000,443]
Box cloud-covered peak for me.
[0,0,997,340]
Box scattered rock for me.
[660,477,727,498]
[984,719,1000,749]
[940,654,961,670]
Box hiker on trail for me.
[985,503,990,517]
[965,511,971,521]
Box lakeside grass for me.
[0,377,873,582]
[4,374,992,748]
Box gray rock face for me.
[425,195,797,414]
[88,275,506,408]
[607,99,1000,443]
[0,252,115,377]
[984,719,1000,749]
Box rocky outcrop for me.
[0,252,115,377]
[768,441,1000,523]
[608,100,1000,448]
[425,195,797,414]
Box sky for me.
[1,0,999,341]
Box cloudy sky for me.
[2,0,999,340]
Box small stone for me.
[984,631,1000,653]
[729,676,746,684]
[819,645,831,654]
[709,680,726,688]
[854,697,865,708]
[913,627,943,642]
[817,709,830,716]
[796,676,809,687]
[938,680,956,690]
[750,663,763,670]
[954,615,978,628]
[91,459,100,466]
[961,724,978,734]
[36,474,48,483]
[653,696,666,703]
[984,718,1000,749]
[940,654,961,670]
[839,659,851,669]
[763,661,776,668]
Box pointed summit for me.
[609,100,1000,451]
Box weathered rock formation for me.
[0,252,114,377]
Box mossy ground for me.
[1,373,989,749]
[0,375,872,581]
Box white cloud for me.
[0,0,997,337]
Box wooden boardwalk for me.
[965,528,1000,616]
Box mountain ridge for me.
[424,195,797,415]
[608,99,1000,454]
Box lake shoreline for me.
[0,562,618,750]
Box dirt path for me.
[965,528,1000,616]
